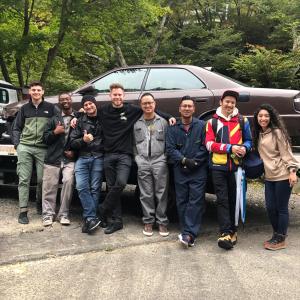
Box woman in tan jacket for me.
[253,104,299,251]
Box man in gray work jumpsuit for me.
[133,93,169,237]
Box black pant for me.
[212,169,236,234]
[101,153,132,223]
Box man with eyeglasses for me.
[166,95,208,248]
[133,93,169,237]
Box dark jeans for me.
[101,153,132,224]
[265,180,291,235]
[212,169,236,234]
[173,166,207,238]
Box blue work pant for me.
[173,166,207,238]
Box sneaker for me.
[159,224,169,237]
[104,222,123,235]
[18,212,29,224]
[218,233,233,250]
[230,232,238,245]
[178,234,195,248]
[264,234,286,251]
[60,216,71,226]
[143,223,153,236]
[87,218,101,233]
[82,219,89,233]
[43,216,53,227]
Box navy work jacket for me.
[166,117,208,170]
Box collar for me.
[216,106,239,121]
[259,127,272,136]
[61,110,75,117]
[139,113,160,122]
[177,117,197,127]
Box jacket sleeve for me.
[205,119,232,154]
[166,126,184,164]
[194,121,208,163]
[275,129,299,170]
[155,109,173,122]
[11,108,25,147]
[242,117,252,152]
[43,117,60,145]
[69,119,85,150]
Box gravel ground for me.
[0,181,299,237]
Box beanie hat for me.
[81,95,96,107]
[221,90,239,101]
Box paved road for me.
[0,186,300,300]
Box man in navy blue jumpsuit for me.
[166,96,208,248]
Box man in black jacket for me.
[42,93,77,226]
[70,95,104,234]
[12,81,56,224]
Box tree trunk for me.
[143,3,171,65]
[115,44,127,67]
[292,26,300,52]
[40,0,70,84]
[15,0,35,87]
[0,53,12,83]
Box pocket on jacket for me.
[134,128,144,143]
[156,129,165,141]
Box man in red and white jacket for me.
[205,90,252,250]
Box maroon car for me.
[0,64,299,184]
[44,65,300,149]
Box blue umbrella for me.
[235,167,247,226]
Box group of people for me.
[12,81,299,251]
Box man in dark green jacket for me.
[12,81,56,224]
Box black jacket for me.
[43,110,79,166]
[70,114,104,157]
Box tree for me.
[231,45,300,89]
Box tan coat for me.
[258,128,299,181]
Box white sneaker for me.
[60,216,71,225]
[43,216,53,227]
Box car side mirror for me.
[238,91,250,102]
[77,84,97,95]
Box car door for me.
[142,67,215,117]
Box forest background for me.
[1,0,300,95]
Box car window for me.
[145,68,205,91]
[0,89,9,104]
[93,69,147,92]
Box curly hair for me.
[252,103,291,150]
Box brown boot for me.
[263,232,277,248]
[264,233,286,251]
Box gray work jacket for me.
[133,114,168,164]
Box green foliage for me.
[0,0,300,92]
[232,45,300,89]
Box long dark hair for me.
[252,103,291,150]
